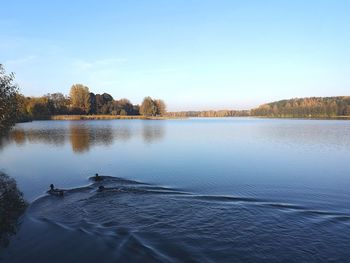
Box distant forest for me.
[166,110,250,118]
[251,97,350,118]
[167,97,350,118]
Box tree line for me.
[166,97,350,118]
[251,97,350,118]
[166,110,250,118]
[1,64,167,131]
[16,85,166,121]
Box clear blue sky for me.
[1,0,349,110]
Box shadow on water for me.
[0,172,27,248]
[0,120,166,153]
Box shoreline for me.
[51,115,350,121]
[17,115,350,123]
[50,115,181,121]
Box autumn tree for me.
[16,94,31,122]
[140,97,157,116]
[46,93,69,114]
[69,84,91,114]
[154,99,167,116]
[26,97,51,119]
[345,106,350,116]
[0,65,19,134]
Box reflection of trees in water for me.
[1,128,66,147]
[0,172,27,248]
[255,123,350,150]
[0,121,166,153]
[114,126,132,141]
[142,123,165,143]
[0,133,10,152]
[70,124,90,153]
[9,130,26,145]
[0,125,117,154]
[69,124,119,153]
[26,129,66,146]
[69,122,165,149]
[89,126,114,146]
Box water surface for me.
[0,118,350,262]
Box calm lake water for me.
[1,118,350,262]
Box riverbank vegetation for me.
[1,64,167,132]
[0,172,27,247]
[17,84,167,121]
[0,65,20,134]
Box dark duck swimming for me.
[91,173,103,182]
[47,184,64,196]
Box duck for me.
[92,173,103,182]
[48,184,64,196]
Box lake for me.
[1,118,350,262]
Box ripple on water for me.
[2,176,350,263]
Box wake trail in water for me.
[28,175,350,232]
[3,175,350,263]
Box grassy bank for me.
[50,115,178,121]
